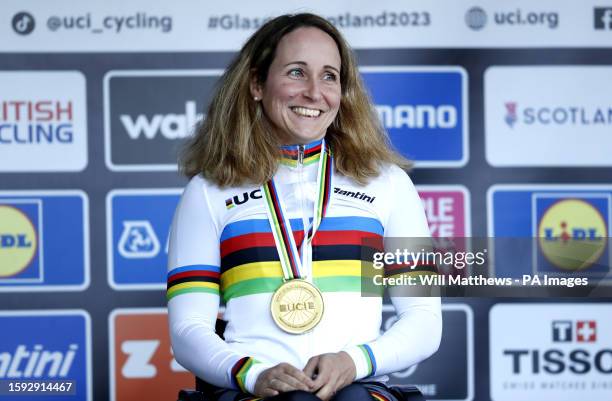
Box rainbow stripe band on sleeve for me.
[166,264,220,301]
[358,344,377,377]
[232,356,257,393]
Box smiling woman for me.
[169,13,442,401]
[249,27,342,145]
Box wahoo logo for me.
[375,104,457,129]
[120,101,203,140]
[226,189,262,209]
[0,310,91,399]
[104,71,221,171]
[334,187,375,203]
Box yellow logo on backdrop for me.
[0,205,37,277]
[538,199,607,271]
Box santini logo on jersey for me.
[334,187,375,204]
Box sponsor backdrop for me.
[1,0,611,400]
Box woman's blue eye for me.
[324,72,337,81]
[288,69,303,77]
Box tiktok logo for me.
[12,12,35,35]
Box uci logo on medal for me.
[536,196,609,272]
[0,203,40,278]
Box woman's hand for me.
[302,352,356,401]
[254,362,315,397]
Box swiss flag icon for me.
[576,321,597,342]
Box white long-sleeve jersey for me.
[167,139,442,394]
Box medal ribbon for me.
[262,140,333,280]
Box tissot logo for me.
[594,8,612,30]
[552,320,597,343]
[104,70,221,171]
[225,189,262,209]
[491,304,612,401]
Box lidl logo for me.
[0,191,88,291]
[110,309,192,401]
[0,201,41,279]
[488,186,611,280]
[107,189,180,289]
[535,195,608,273]
[0,310,92,400]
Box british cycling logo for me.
[12,12,35,35]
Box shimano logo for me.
[0,344,78,378]
[375,104,457,129]
[334,187,375,204]
[120,100,203,140]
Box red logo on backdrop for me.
[418,189,468,237]
[112,311,193,401]
[576,321,597,343]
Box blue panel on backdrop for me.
[0,311,91,401]
[108,190,180,289]
[0,192,88,291]
[489,186,611,280]
[361,68,467,167]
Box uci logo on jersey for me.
[225,189,262,209]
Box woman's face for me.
[252,27,342,145]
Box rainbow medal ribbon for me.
[262,140,333,334]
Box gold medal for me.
[270,279,324,334]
